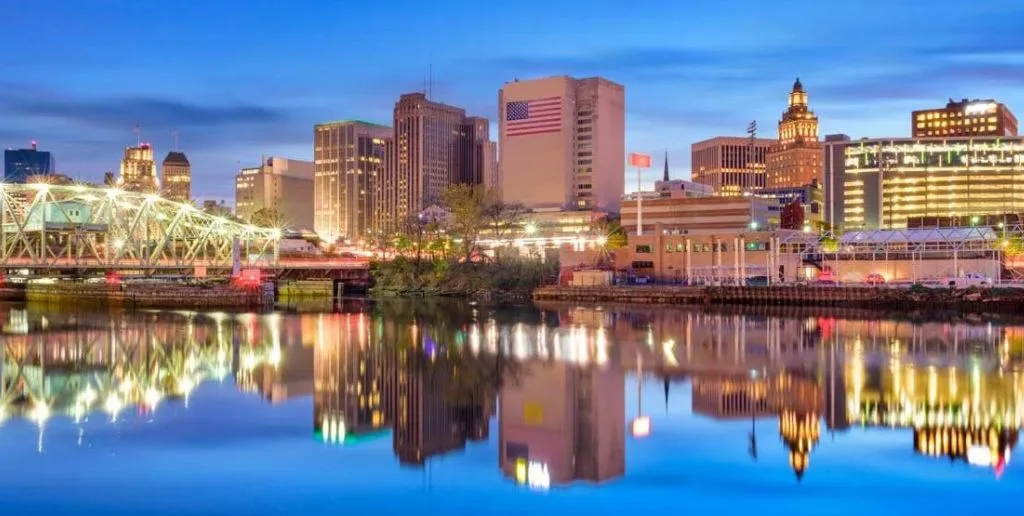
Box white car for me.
[946,272,993,288]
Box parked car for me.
[865,273,886,285]
[947,272,993,288]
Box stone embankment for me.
[22,282,273,309]
[533,285,1024,313]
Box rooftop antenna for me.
[172,130,180,151]
[133,124,142,147]
[428,63,433,99]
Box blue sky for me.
[2,0,1023,200]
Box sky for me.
[2,0,1024,201]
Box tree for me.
[440,184,493,263]
[483,200,528,250]
[249,208,285,228]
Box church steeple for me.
[663,149,670,181]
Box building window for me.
[635,245,652,253]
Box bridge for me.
[0,182,280,274]
[0,182,374,281]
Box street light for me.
[750,221,759,231]
[524,222,537,235]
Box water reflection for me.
[2,301,1023,490]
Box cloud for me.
[468,47,777,85]
[1,95,284,131]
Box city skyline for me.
[2,0,1023,200]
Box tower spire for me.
[663,149,670,182]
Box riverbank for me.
[14,282,273,309]
[533,285,1024,313]
[368,286,533,304]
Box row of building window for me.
[635,242,772,254]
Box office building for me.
[313,120,391,243]
[499,361,625,486]
[618,225,808,283]
[912,98,1018,137]
[620,195,770,235]
[691,136,774,195]
[484,140,500,194]
[765,79,822,189]
[3,142,54,183]
[755,181,823,230]
[103,171,116,187]
[119,143,158,193]
[234,157,314,230]
[161,151,191,203]
[499,76,625,211]
[822,134,852,232]
[374,93,491,234]
[843,137,1024,229]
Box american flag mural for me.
[505,97,562,137]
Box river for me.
[0,300,1020,514]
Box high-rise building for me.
[765,79,822,189]
[374,93,491,234]
[234,157,315,229]
[161,151,191,203]
[119,143,158,192]
[843,136,1024,229]
[498,76,625,211]
[313,121,391,244]
[103,171,116,187]
[484,140,500,194]
[822,134,852,232]
[691,136,774,195]
[912,98,1018,138]
[4,142,54,183]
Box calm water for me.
[0,300,1021,515]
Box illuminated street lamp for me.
[524,222,537,235]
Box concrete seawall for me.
[533,285,1024,313]
[23,282,273,309]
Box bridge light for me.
[105,188,121,199]
[111,239,125,250]
[144,193,160,203]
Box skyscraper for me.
[765,79,822,189]
[161,151,191,203]
[3,142,54,183]
[234,157,315,229]
[691,136,774,195]
[499,76,625,211]
[119,143,158,193]
[313,121,391,243]
[374,93,491,234]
